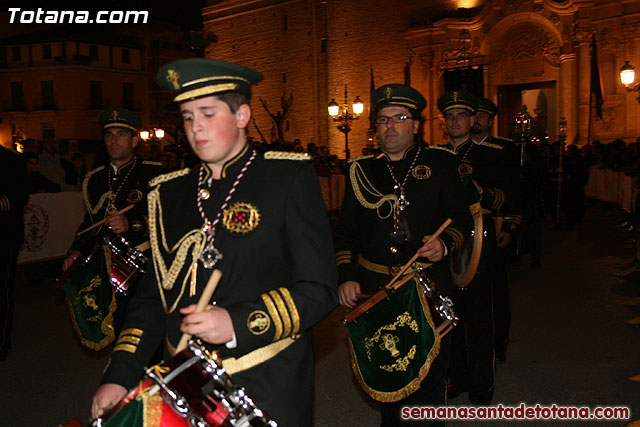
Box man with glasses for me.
[437,90,513,405]
[334,83,471,425]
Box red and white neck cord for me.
[196,149,257,245]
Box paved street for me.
[1,206,639,426]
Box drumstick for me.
[175,269,223,354]
[386,218,453,287]
[344,218,453,323]
[76,204,135,236]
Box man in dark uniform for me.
[437,90,514,404]
[62,108,163,348]
[91,58,337,427]
[335,83,471,426]
[0,145,28,361]
[472,97,523,361]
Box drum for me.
[104,235,147,296]
[345,268,457,403]
[93,340,277,427]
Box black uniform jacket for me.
[485,135,524,233]
[71,157,162,254]
[102,146,338,427]
[445,139,516,219]
[334,143,472,297]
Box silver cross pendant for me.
[199,241,223,269]
[397,191,410,211]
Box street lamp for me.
[328,84,363,161]
[139,128,165,141]
[620,61,640,102]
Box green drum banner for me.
[346,279,440,402]
[62,246,116,350]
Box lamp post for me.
[620,61,640,103]
[328,84,363,161]
[514,106,531,167]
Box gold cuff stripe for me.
[174,83,239,102]
[114,343,137,354]
[116,336,140,345]
[337,258,351,266]
[444,228,464,252]
[504,214,523,224]
[261,293,283,341]
[491,189,505,210]
[223,337,296,376]
[269,290,292,338]
[279,287,300,335]
[120,328,143,337]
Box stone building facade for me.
[204,0,640,157]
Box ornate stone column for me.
[559,53,577,144]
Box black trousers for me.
[493,246,510,355]
[448,249,495,402]
[380,335,450,426]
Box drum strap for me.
[358,255,432,276]
[222,336,296,375]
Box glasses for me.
[375,114,411,124]
[445,112,471,122]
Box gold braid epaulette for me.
[142,160,163,166]
[264,151,311,161]
[478,141,503,150]
[82,166,111,216]
[348,155,374,163]
[149,168,190,188]
[348,160,396,219]
[429,146,457,155]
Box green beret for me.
[156,58,263,105]
[98,108,141,133]
[372,83,426,113]
[475,97,497,117]
[437,90,477,114]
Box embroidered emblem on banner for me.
[412,165,431,180]
[127,189,143,203]
[247,310,270,335]
[223,202,261,234]
[458,163,473,177]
